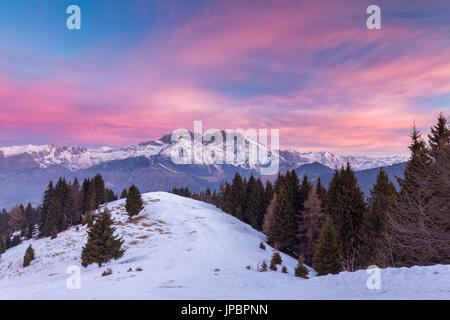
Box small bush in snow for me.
[23,245,35,267]
[281,266,288,273]
[259,261,268,272]
[270,252,282,271]
[259,242,266,250]
[136,267,143,272]
[269,261,277,271]
[294,255,309,279]
[127,268,132,272]
[246,265,251,270]
[102,268,113,277]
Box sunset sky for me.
[0,0,449,156]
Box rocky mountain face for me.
[0,133,408,209]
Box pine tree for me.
[312,216,342,276]
[85,180,97,212]
[125,185,144,218]
[26,223,34,240]
[39,181,54,236]
[230,173,246,217]
[316,177,327,209]
[298,174,311,212]
[265,180,273,203]
[428,113,449,158]
[0,232,6,255]
[297,186,325,265]
[391,122,450,266]
[294,255,309,278]
[326,164,365,271]
[120,188,128,199]
[81,209,124,267]
[23,245,35,267]
[65,178,82,225]
[271,252,282,266]
[93,174,107,206]
[358,168,397,268]
[246,177,267,230]
[263,185,297,250]
[219,183,234,214]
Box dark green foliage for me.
[294,255,309,278]
[316,177,327,209]
[358,168,397,268]
[263,185,297,250]
[391,119,450,267]
[230,173,246,217]
[428,112,449,158]
[326,164,366,271]
[259,242,266,250]
[0,232,6,255]
[296,186,325,265]
[270,252,282,271]
[93,174,107,206]
[260,260,268,272]
[125,185,144,218]
[120,188,128,199]
[23,245,35,267]
[312,216,342,276]
[281,265,288,273]
[81,209,124,267]
[11,234,21,247]
[26,223,34,240]
[246,177,267,230]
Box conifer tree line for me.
[0,174,118,254]
[172,113,450,274]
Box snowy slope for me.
[1,193,448,300]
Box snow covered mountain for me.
[0,133,408,209]
[0,135,407,172]
[0,192,447,299]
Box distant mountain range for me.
[0,133,408,209]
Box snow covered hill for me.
[0,192,448,300]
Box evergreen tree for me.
[93,174,107,206]
[316,177,327,209]
[265,180,273,204]
[298,174,311,212]
[219,183,234,214]
[81,209,124,267]
[65,178,82,225]
[312,216,342,276]
[263,185,297,250]
[23,245,35,267]
[230,173,246,217]
[85,180,97,212]
[246,177,267,230]
[0,232,6,255]
[326,164,366,271]
[26,223,34,240]
[297,186,325,265]
[428,112,449,158]
[39,181,54,236]
[125,185,144,218]
[11,234,21,246]
[391,122,450,266]
[358,168,397,268]
[294,255,309,278]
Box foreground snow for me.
[0,192,449,299]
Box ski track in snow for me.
[0,192,449,300]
